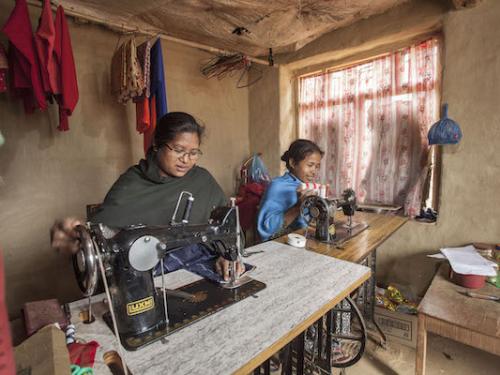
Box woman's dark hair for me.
[281,139,324,169]
[154,112,205,148]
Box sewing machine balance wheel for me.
[72,225,99,297]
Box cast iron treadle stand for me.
[355,251,387,346]
[252,296,367,375]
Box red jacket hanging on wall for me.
[35,0,59,96]
[53,6,78,131]
[1,0,47,113]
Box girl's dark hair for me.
[154,112,205,148]
[281,139,324,169]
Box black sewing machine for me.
[72,195,266,350]
[300,189,368,245]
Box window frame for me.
[293,34,444,217]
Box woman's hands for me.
[50,217,82,255]
[214,257,246,281]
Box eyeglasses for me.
[163,144,203,161]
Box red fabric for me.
[53,6,78,131]
[35,0,59,95]
[1,0,47,113]
[0,44,7,93]
[68,341,99,367]
[136,97,150,134]
[0,249,16,375]
[236,183,266,231]
[298,38,440,217]
[143,94,156,154]
[0,70,6,93]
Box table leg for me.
[356,250,387,346]
[415,314,427,375]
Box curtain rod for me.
[26,0,275,67]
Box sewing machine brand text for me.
[127,296,155,316]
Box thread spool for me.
[287,233,306,248]
[301,182,327,198]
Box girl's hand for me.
[296,186,317,205]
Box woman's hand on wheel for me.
[50,217,82,255]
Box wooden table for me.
[275,211,408,264]
[277,212,407,323]
[69,241,370,375]
[415,263,500,375]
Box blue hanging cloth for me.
[143,39,168,153]
[150,39,168,118]
[428,103,462,145]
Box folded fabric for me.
[23,298,69,337]
[68,341,99,368]
[154,243,252,283]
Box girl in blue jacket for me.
[257,139,324,240]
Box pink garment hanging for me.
[1,0,47,113]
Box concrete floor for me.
[347,334,500,375]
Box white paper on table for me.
[440,245,498,276]
[427,253,446,259]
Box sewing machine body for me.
[73,205,266,350]
[301,189,368,245]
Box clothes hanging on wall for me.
[134,39,152,134]
[1,0,47,113]
[0,43,7,93]
[111,38,145,104]
[136,40,151,98]
[1,0,79,131]
[143,39,168,153]
[35,0,59,96]
[53,6,79,131]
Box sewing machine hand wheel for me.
[72,225,99,297]
[300,195,321,224]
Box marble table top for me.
[69,241,370,375]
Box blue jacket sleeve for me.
[257,177,305,240]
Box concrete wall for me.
[248,65,296,177]
[252,0,500,296]
[378,0,500,295]
[248,67,280,175]
[0,0,249,316]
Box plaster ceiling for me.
[55,0,410,57]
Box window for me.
[298,38,441,217]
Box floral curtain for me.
[298,38,440,217]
